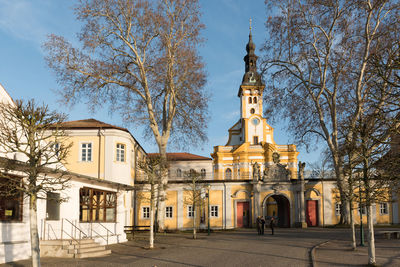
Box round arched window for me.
[248,97,252,104]
[225,168,232,180]
[253,97,257,103]
[250,108,255,114]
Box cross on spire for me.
[249,18,252,32]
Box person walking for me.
[270,217,275,235]
[256,216,261,235]
[260,217,265,235]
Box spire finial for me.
[249,18,252,32]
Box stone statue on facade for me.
[298,161,306,180]
[252,162,261,181]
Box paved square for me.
[2,228,400,267]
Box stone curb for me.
[310,240,330,267]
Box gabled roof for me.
[148,152,212,161]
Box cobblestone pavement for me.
[2,228,399,267]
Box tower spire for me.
[249,18,252,33]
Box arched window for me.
[177,169,182,178]
[248,97,252,104]
[225,168,232,180]
[250,108,255,114]
[201,169,206,178]
[253,97,257,103]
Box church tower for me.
[211,24,299,181]
[238,25,265,145]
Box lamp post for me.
[359,179,365,246]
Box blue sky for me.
[0,0,323,166]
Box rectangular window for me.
[253,136,259,145]
[79,187,116,222]
[0,176,23,221]
[166,206,173,218]
[46,192,60,220]
[142,207,150,219]
[116,143,125,162]
[380,203,388,215]
[210,205,219,217]
[81,143,92,162]
[335,203,341,216]
[187,205,194,218]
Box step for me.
[63,243,101,250]
[75,249,112,258]
[68,245,106,254]
[41,239,95,246]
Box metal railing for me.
[41,219,58,240]
[89,222,116,245]
[61,218,88,241]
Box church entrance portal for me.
[236,201,250,227]
[264,195,290,227]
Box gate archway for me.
[262,194,291,227]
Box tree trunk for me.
[349,203,356,250]
[367,204,376,265]
[193,203,197,239]
[157,141,168,232]
[149,184,155,249]
[29,194,40,267]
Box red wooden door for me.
[306,200,318,227]
[237,202,249,227]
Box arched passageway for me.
[264,195,290,227]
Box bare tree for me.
[0,100,72,267]
[344,109,400,264]
[44,0,208,231]
[136,156,167,248]
[184,169,207,239]
[262,0,400,226]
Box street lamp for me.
[207,184,211,236]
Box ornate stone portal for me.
[262,152,291,181]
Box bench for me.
[380,231,400,239]
[124,225,151,240]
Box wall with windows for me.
[170,160,213,180]
[63,131,104,179]
[103,130,133,185]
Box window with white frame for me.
[142,207,150,219]
[166,206,173,218]
[335,203,341,216]
[201,169,206,178]
[81,143,92,162]
[210,205,219,217]
[116,143,125,162]
[177,169,182,178]
[380,203,388,215]
[187,205,194,218]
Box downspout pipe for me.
[223,182,226,229]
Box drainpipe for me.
[223,182,226,229]
[97,128,103,179]
[133,144,138,226]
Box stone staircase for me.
[40,239,111,258]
